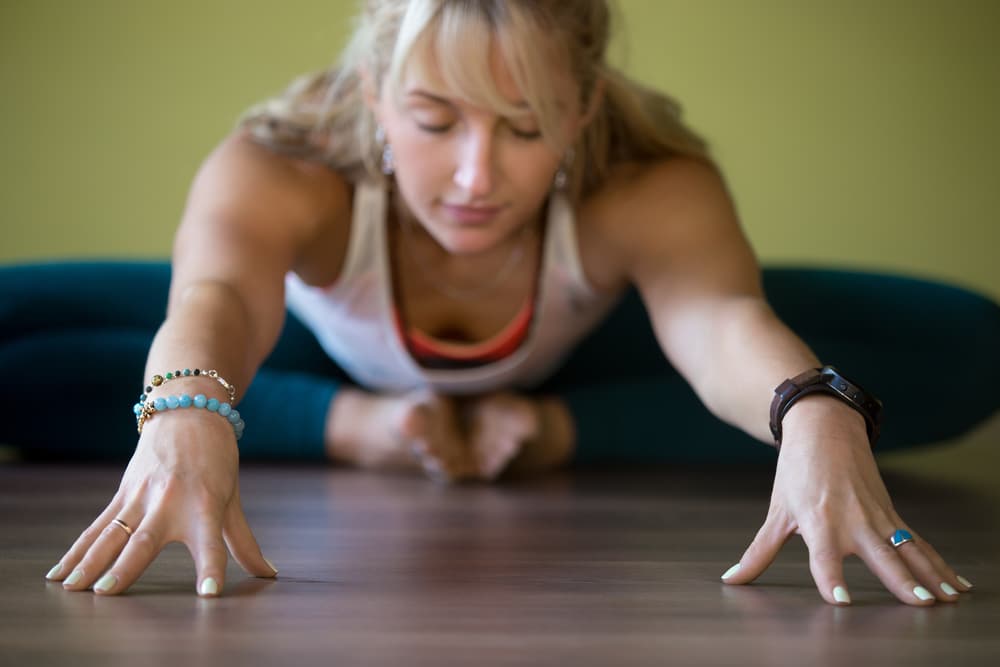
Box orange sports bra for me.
[393,298,534,369]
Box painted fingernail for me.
[957,575,974,589]
[45,563,63,580]
[940,582,958,596]
[94,573,117,593]
[913,585,934,601]
[64,569,83,586]
[721,563,741,580]
[264,558,278,576]
[199,577,219,596]
[833,586,852,604]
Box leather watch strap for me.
[769,366,882,451]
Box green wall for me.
[3,0,998,299]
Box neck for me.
[390,191,545,302]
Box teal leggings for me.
[1,261,997,463]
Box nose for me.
[452,129,494,197]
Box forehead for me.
[388,7,577,118]
[401,41,527,107]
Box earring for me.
[553,146,575,190]
[375,124,394,176]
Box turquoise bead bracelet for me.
[133,393,245,440]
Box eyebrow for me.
[405,88,532,111]
[405,89,456,107]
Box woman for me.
[17,0,993,603]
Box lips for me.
[441,202,505,224]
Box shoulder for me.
[187,130,351,240]
[575,157,741,290]
[178,130,354,277]
[583,157,735,243]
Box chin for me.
[422,210,514,255]
[433,227,502,256]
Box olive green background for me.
[1,2,998,473]
[2,0,998,300]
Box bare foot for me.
[465,393,541,479]
[325,389,477,482]
[325,389,418,470]
[399,393,478,483]
[468,394,577,478]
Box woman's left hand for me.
[720,397,973,605]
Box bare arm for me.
[602,159,824,442]
[151,133,349,394]
[49,132,351,597]
[594,158,967,607]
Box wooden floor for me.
[2,427,999,666]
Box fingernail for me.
[64,569,84,586]
[957,575,974,589]
[264,558,278,575]
[94,573,117,593]
[913,585,934,601]
[833,586,852,604]
[721,563,741,580]
[940,582,958,596]
[199,577,219,596]
[45,563,63,580]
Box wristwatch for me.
[769,365,883,450]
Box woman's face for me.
[373,42,584,256]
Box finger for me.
[802,529,851,606]
[222,488,278,578]
[89,515,167,596]
[857,531,936,606]
[721,509,792,586]
[911,534,972,593]
[886,527,961,601]
[187,517,229,598]
[47,495,127,582]
[61,510,140,592]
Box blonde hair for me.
[240,0,709,202]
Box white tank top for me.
[284,180,623,394]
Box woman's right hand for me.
[45,410,277,596]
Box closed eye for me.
[416,122,454,134]
[509,126,542,140]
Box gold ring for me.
[111,518,133,537]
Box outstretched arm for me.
[596,158,969,606]
[48,133,350,596]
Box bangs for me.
[387,1,570,150]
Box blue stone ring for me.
[890,529,914,548]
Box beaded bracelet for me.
[143,368,237,403]
[134,393,245,440]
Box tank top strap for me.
[335,178,388,285]
[546,191,599,300]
